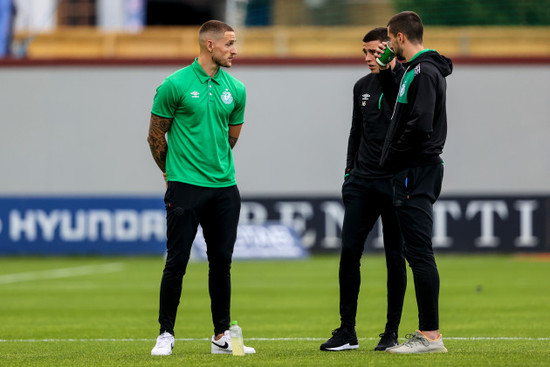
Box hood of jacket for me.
[405,49,453,78]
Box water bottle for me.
[230,320,245,356]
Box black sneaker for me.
[320,328,359,351]
[374,331,398,351]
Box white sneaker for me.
[151,331,175,356]
[387,330,448,354]
[211,330,256,354]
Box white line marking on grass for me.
[251,337,550,341]
[1,337,549,343]
[0,338,209,343]
[448,337,550,341]
[0,263,125,285]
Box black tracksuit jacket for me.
[379,50,453,171]
[345,62,405,179]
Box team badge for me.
[399,82,406,97]
[221,90,233,104]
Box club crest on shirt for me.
[221,90,233,104]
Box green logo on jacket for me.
[398,69,416,104]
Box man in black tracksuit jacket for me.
[377,11,453,354]
[379,52,451,172]
[320,27,407,353]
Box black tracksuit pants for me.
[158,181,241,336]
[339,175,407,333]
[392,162,444,331]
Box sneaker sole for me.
[321,343,359,351]
[212,350,256,354]
[151,350,172,356]
[387,347,448,354]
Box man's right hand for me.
[375,41,390,70]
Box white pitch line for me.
[448,337,550,341]
[1,337,549,343]
[0,263,125,285]
[255,337,550,341]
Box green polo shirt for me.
[151,58,246,187]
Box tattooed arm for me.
[228,124,243,149]
[147,113,173,173]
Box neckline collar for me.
[192,58,221,84]
[408,49,435,63]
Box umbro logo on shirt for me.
[190,91,200,98]
[361,93,371,106]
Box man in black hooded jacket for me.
[320,27,407,353]
[376,11,453,354]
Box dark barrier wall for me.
[0,196,547,254]
[239,196,549,253]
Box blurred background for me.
[3,0,550,58]
[0,0,549,255]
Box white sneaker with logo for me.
[151,331,175,356]
[386,330,448,354]
[211,330,256,354]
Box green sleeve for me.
[151,79,179,118]
[229,85,246,125]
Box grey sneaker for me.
[386,331,448,354]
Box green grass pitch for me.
[1,254,549,366]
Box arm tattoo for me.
[147,114,172,173]
[228,135,238,149]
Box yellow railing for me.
[13,26,550,59]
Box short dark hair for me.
[362,27,390,43]
[199,20,234,38]
[387,11,423,44]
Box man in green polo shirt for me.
[147,20,255,356]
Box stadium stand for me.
[12,25,550,59]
